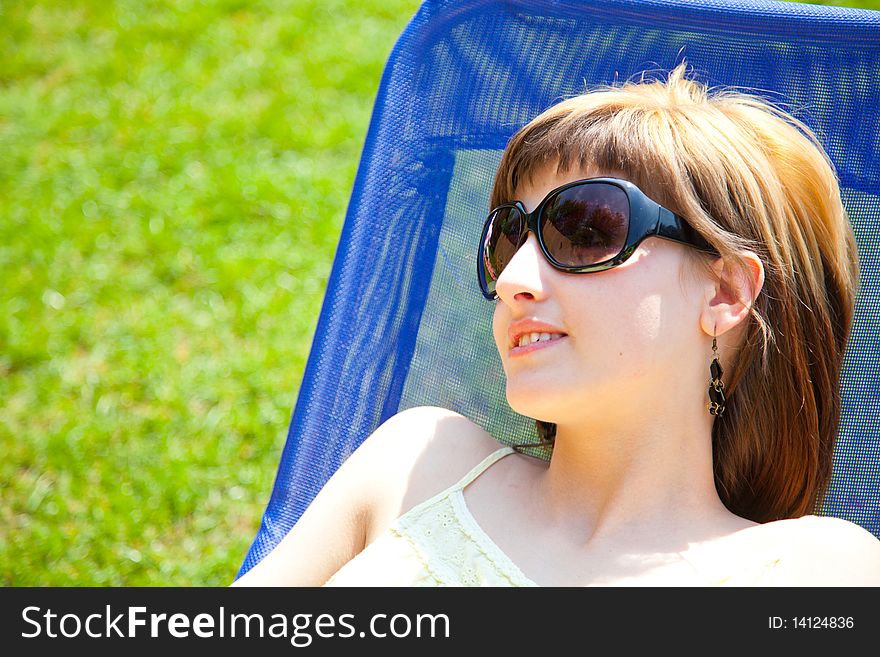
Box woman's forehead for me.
[514,161,629,211]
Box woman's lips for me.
[510,334,567,357]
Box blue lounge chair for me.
[237,0,880,578]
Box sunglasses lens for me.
[482,206,524,294]
[480,182,631,297]
[541,183,629,267]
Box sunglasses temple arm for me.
[656,207,717,254]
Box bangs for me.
[490,102,688,220]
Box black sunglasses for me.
[478,177,718,300]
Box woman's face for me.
[491,162,708,427]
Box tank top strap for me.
[452,445,516,491]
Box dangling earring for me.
[707,327,726,417]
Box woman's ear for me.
[700,251,765,337]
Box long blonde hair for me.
[491,62,860,523]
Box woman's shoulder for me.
[355,406,508,542]
[357,405,505,474]
[758,514,880,585]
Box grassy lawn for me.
[2,0,877,585]
[796,0,880,6]
[1,0,423,585]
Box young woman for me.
[234,63,880,586]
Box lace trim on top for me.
[323,445,785,586]
[325,446,535,586]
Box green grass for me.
[0,0,423,585]
[795,0,880,7]
[2,0,878,586]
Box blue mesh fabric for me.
[238,0,880,577]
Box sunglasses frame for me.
[478,176,719,300]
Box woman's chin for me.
[505,389,563,423]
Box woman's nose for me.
[494,233,548,302]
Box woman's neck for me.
[534,408,738,547]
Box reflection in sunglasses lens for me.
[486,207,523,283]
[483,183,629,292]
[542,184,628,267]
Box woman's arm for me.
[231,405,497,586]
